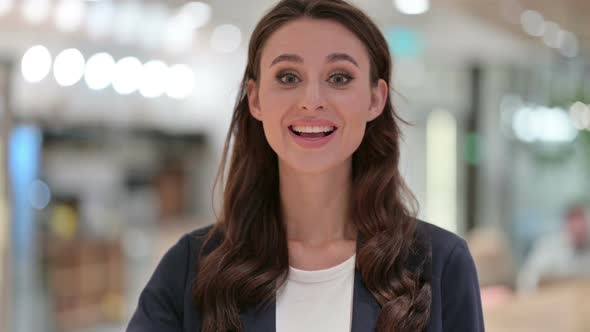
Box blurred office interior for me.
[1,0,590,331]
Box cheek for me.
[345,116,367,153]
[258,91,292,150]
[259,85,297,117]
[335,91,370,139]
[260,112,283,150]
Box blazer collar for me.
[240,237,381,332]
[240,267,380,332]
[239,225,431,332]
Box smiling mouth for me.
[288,125,337,138]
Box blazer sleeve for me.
[441,239,485,331]
[126,234,191,332]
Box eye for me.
[328,72,354,86]
[276,72,301,85]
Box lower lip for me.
[288,129,337,149]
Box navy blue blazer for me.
[127,221,485,331]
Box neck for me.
[279,159,355,245]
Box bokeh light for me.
[393,0,430,15]
[138,3,168,50]
[163,15,195,54]
[86,1,114,40]
[177,1,211,29]
[22,0,51,24]
[513,106,578,143]
[21,45,52,83]
[53,48,86,87]
[112,1,142,44]
[569,102,590,130]
[520,10,545,37]
[542,21,562,48]
[112,57,143,95]
[210,24,242,53]
[166,64,195,99]
[559,31,579,58]
[139,60,168,98]
[28,179,51,210]
[54,0,85,32]
[84,52,116,90]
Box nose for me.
[299,81,325,111]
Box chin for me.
[280,154,351,175]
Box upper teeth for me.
[291,126,335,133]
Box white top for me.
[276,254,356,332]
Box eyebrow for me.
[326,53,359,67]
[270,52,359,68]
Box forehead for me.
[260,18,370,68]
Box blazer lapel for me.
[350,268,381,332]
[241,234,433,332]
[241,300,276,332]
[350,235,381,331]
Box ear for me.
[247,80,263,121]
[367,79,388,122]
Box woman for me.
[127,0,484,331]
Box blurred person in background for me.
[127,0,484,331]
[518,204,590,292]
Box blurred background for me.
[0,0,589,331]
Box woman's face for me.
[248,18,388,174]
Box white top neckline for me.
[288,254,356,283]
[277,254,356,332]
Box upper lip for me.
[289,119,338,128]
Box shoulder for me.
[183,223,216,243]
[186,225,215,248]
[127,224,219,331]
[161,224,216,265]
[151,224,218,285]
[416,220,485,331]
[146,224,220,293]
[415,220,474,281]
[179,224,223,264]
[415,219,465,252]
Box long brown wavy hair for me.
[194,0,432,331]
